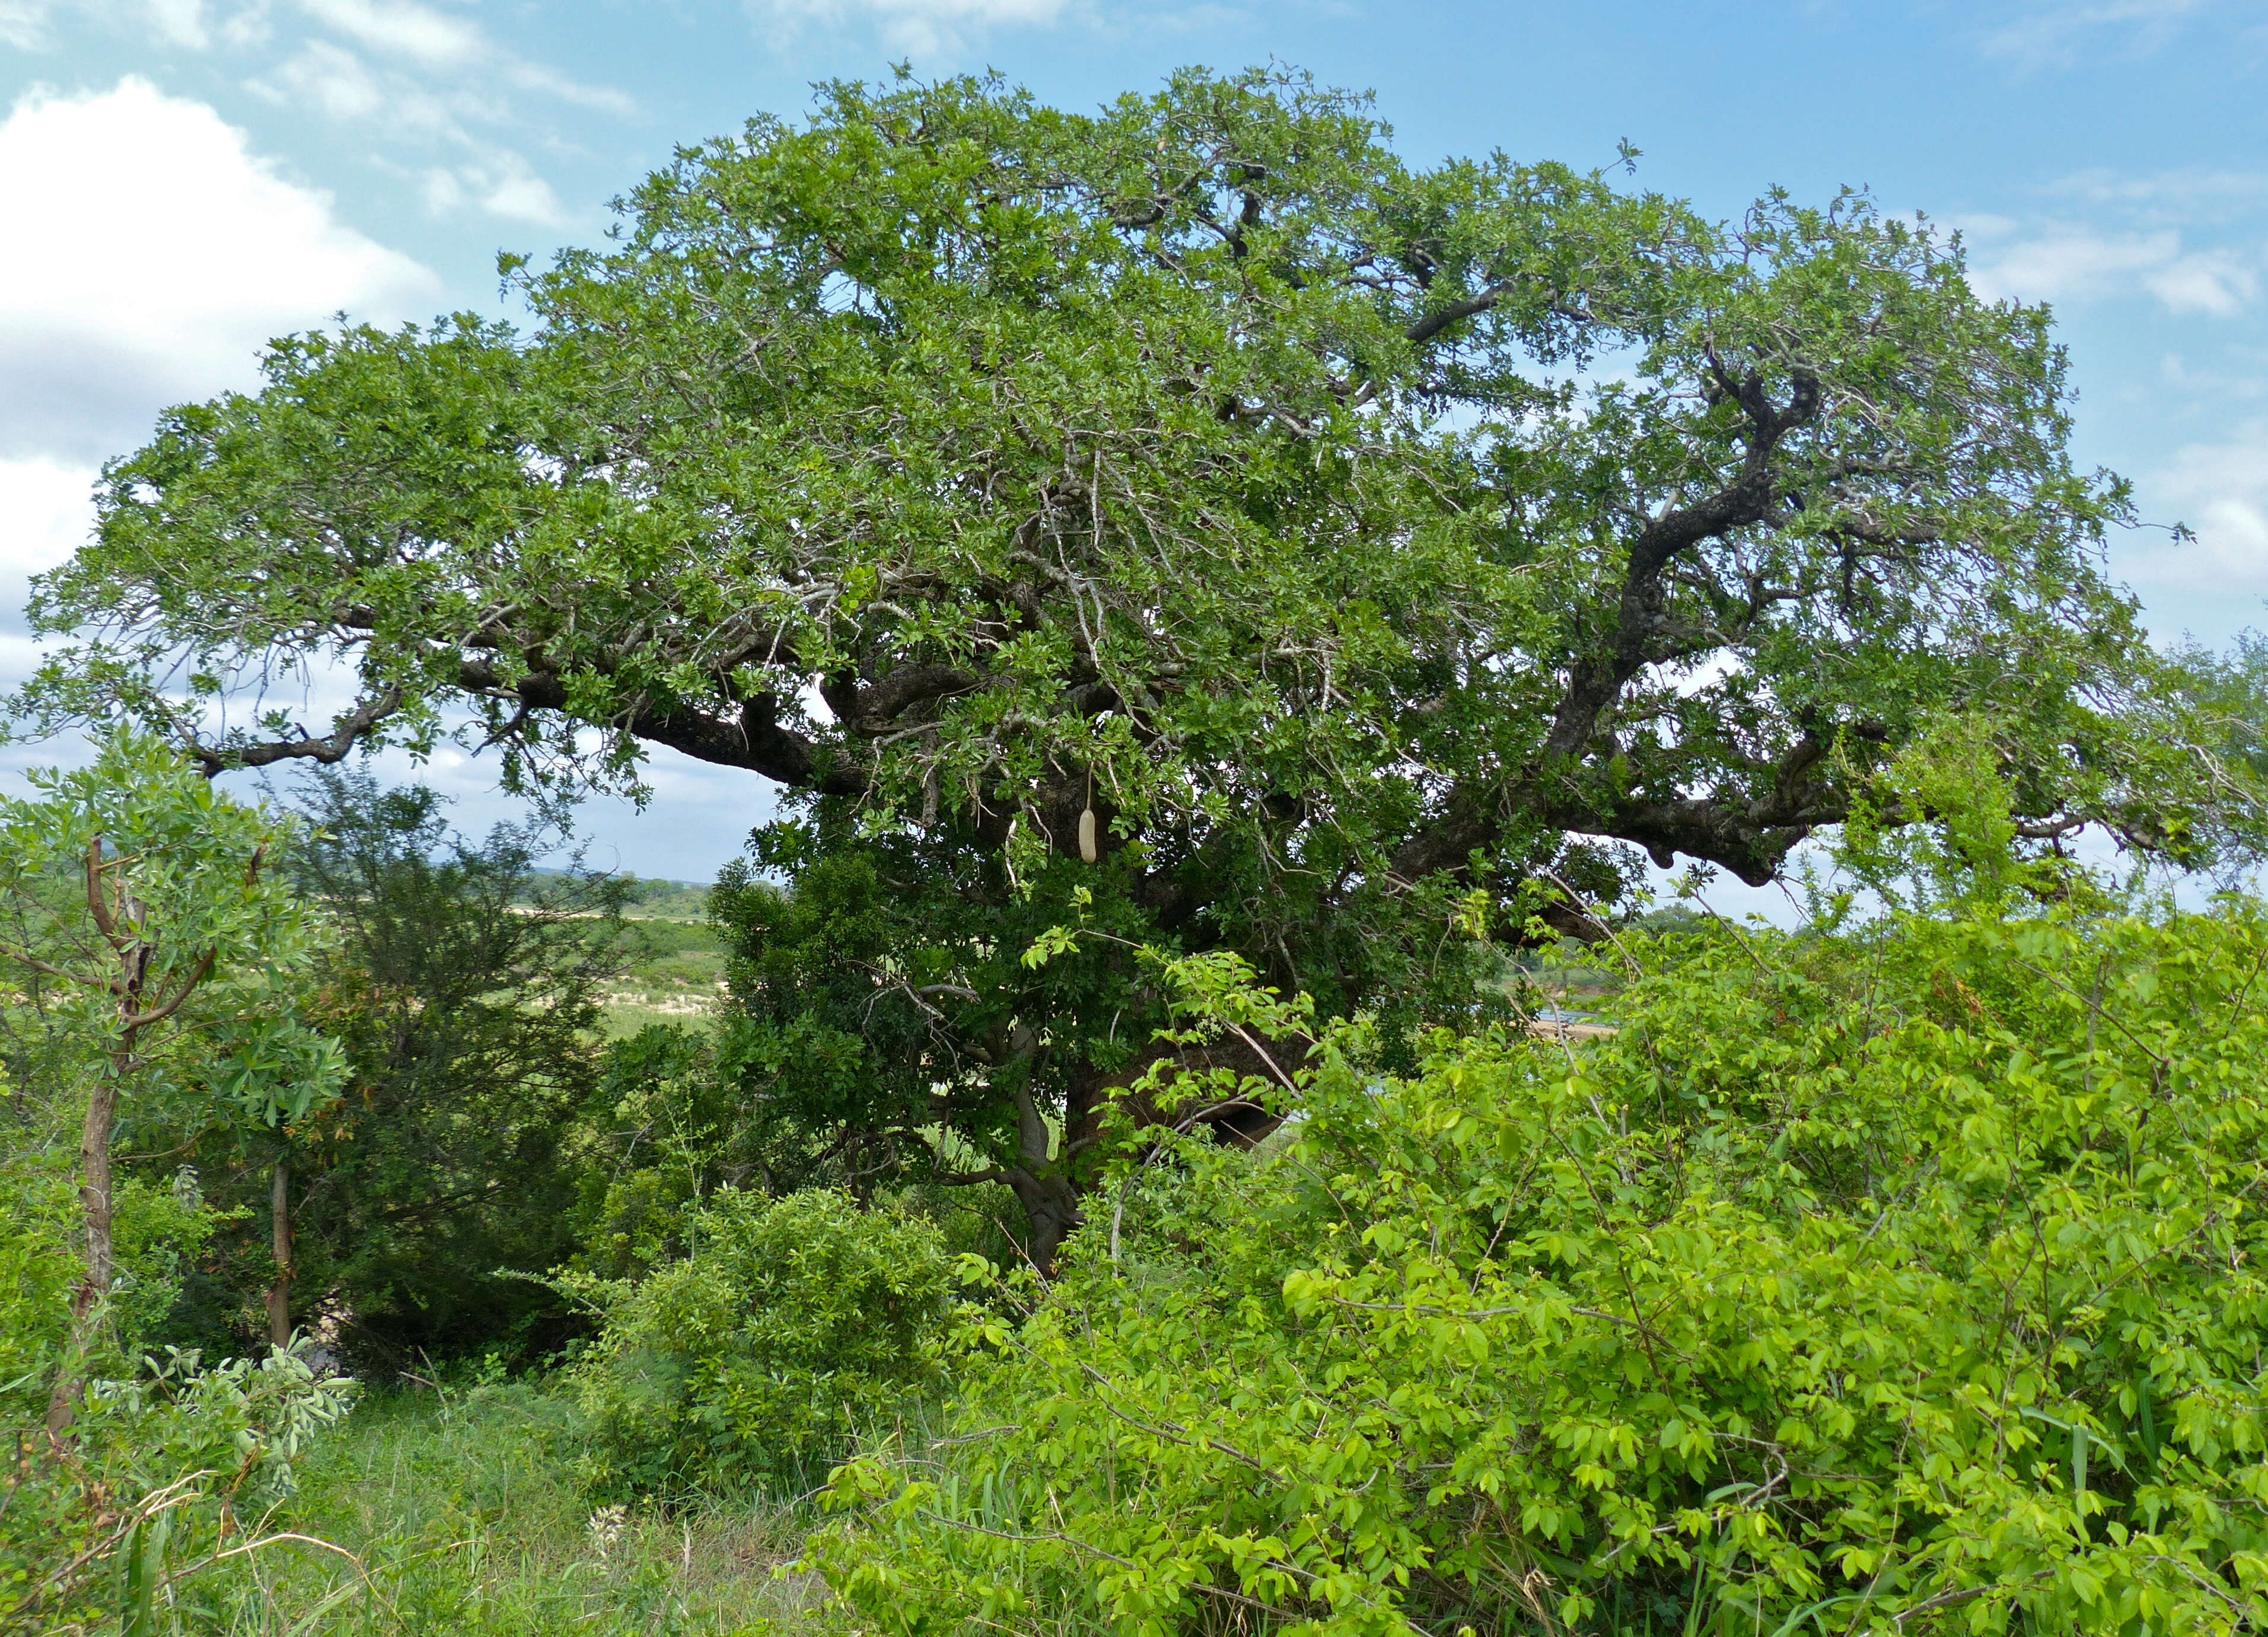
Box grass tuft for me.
[179,1380,827,1635]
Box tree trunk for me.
[46,1045,128,1438]
[40,849,217,1441]
[267,1157,292,1346]
[1006,1168,1082,1277]
[1005,1080,1082,1276]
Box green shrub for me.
[2,1338,355,1631]
[575,1189,954,1498]
[813,902,2268,1635]
[0,1150,226,1419]
[0,1155,77,1420]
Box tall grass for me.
[171,1380,826,1635]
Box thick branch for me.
[827,664,980,735]
[464,663,869,795]
[1576,795,1830,886]
[1391,724,1851,894]
[1387,786,1501,887]
[85,839,117,942]
[1404,285,1506,346]
[1544,371,1821,758]
[922,1164,1016,1188]
[628,692,865,795]
[184,686,405,779]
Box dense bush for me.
[572,1024,744,1285]
[812,899,2268,1635]
[2,1339,353,1631]
[575,1189,954,1498]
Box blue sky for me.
[2,0,2266,886]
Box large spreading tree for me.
[14,69,2259,1263]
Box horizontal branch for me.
[463,663,869,795]
[1404,286,1505,346]
[0,941,118,995]
[184,686,404,779]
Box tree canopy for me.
[14,66,2260,1259]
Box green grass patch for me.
[173,1381,825,1635]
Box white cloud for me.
[419,154,562,225]
[1961,219,2259,316]
[2113,420,2268,635]
[0,456,96,610]
[251,48,569,222]
[1980,0,2222,68]
[249,4,627,225]
[0,457,93,581]
[747,0,1069,56]
[297,0,482,69]
[2158,349,2268,400]
[0,0,49,48]
[263,37,390,120]
[219,1,276,47]
[146,0,211,47]
[0,78,438,462]
[2161,423,2268,560]
[0,457,97,698]
[502,59,637,117]
[0,0,229,50]
[294,0,632,113]
[2049,168,2268,225]
[2144,247,2259,316]
[254,43,598,189]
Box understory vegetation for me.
[12,731,2268,1635]
[9,60,2268,1637]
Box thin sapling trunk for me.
[267,1157,292,1346]
[40,840,221,1437]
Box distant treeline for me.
[518,868,711,921]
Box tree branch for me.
[122,947,216,1030]
[1543,370,1821,759]
[0,941,122,995]
[462,663,869,795]
[827,663,980,735]
[184,686,405,779]
[1404,285,1506,346]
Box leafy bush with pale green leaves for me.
[811,897,2268,1635]
[572,1188,954,1499]
[1,1337,355,1632]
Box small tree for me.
[265,768,625,1364]
[0,732,343,1433]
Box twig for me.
[1537,867,1642,979]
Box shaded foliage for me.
[155,770,630,1367]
